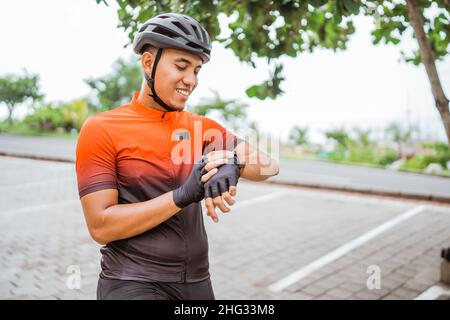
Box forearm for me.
[95,191,180,244]
[242,152,279,181]
[235,142,279,181]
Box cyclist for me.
[76,12,279,300]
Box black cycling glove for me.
[204,152,242,199]
[173,156,209,208]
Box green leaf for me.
[343,0,359,15]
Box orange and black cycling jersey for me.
[76,91,241,283]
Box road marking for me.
[414,285,450,300]
[232,191,291,210]
[268,205,426,293]
[255,182,450,214]
[201,190,290,215]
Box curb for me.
[264,179,450,205]
[0,151,74,164]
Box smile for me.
[176,89,190,97]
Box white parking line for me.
[232,191,291,210]
[201,190,291,214]
[414,285,450,300]
[268,205,426,293]
[257,182,450,214]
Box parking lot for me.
[1,155,450,299]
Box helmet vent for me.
[186,41,210,55]
[200,28,207,42]
[153,26,178,39]
[192,25,201,39]
[172,21,191,36]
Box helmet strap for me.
[145,48,175,112]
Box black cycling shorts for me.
[97,277,215,300]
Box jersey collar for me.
[130,91,174,121]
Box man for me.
[76,13,279,300]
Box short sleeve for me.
[202,117,243,154]
[75,117,117,198]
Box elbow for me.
[272,160,280,176]
[89,227,109,246]
[264,159,279,178]
[254,161,280,181]
[245,160,280,181]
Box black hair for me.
[140,44,156,55]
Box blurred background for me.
[1,0,450,300]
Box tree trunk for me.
[406,0,450,144]
[6,104,13,125]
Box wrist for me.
[172,186,190,209]
[234,151,246,170]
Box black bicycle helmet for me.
[133,13,212,112]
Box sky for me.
[0,0,449,143]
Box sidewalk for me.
[1,133,450,202]
[1,136,450,300]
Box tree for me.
[189,90,249,132]
[85,56,142,111]
[326,128,351,149]
[97,0,450,143]
[385,121,414,158]
[353,128,372,147]
[0,72,43,124]
[289,126,309,146]
[24,99,90,132]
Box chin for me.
[171,102,186,111]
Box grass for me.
[281,150,450,178]
[0,121,78,140]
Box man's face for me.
[143,48,203,111]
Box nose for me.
[182,72,197,88]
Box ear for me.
[141,52,154,76]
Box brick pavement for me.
[1,156,450,299]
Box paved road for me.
[0,133,76,161]
[1,133,449,201]
[1,156,449,299]
[272,158,450,201]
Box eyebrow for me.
[175,57,202,69]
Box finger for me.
[201,168,218,183]
[213,196,230,213]
[222,191,235,206]
[209,181,222,199]
[204,182,212,198]
[205,197,219,223]
[204,158,228,172]
[229,185,237,197]
[206,150,234,163]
